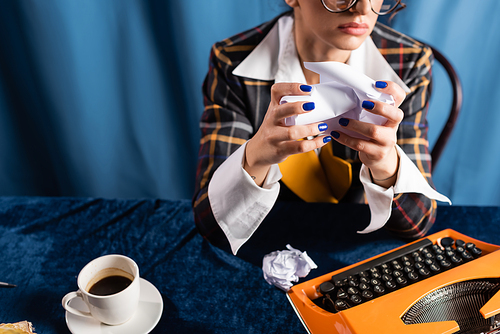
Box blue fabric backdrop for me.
[390,0,500,205]
[0,0,498,205]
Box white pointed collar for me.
[232,14,410,93]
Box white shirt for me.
[208,15,450,255]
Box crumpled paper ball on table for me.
[262,244,317,291]
[280,61,395,140]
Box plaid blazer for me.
[193,12,436,251]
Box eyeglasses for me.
[320,0,406,16]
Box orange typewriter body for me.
[287,229,500,334]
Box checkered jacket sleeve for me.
[192,18,278,250]
[371,23,437,240]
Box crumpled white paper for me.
[262,244,317,291]
[280,61,395,139]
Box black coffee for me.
[88,275,132,296]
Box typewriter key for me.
[334,278,347,287]
[393,270,404,277]
[382,274,393,282]
[403,266,414,273]
[408,271,419,281]
[461,250,473,260]
[440,259,452,268]
[334,299,349,311]
[337,288,348,299]
[359,282,370,290]
[350,294,363,305]
[360,277,370,284]
[434,248,444,255]
[348,279,359,287]
[414,255,424,262]
[396,276,408,286]
[440,237,455,247]
[385,280,397,290]
[466,242,475,250]
[359,270,369,278]
[414,262,425,270]
[391,261,403,270]
[319,281,335,295]
[436,254,445,261]
[424,258,434,266]
[429,262,441,272]
[347,287,360,295]
[373,285,385,295]
[382,268,392,275]
[418,267,430,277]
[361,289,374,299]
[471,247,482,256]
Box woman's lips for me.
[338,22,369,36]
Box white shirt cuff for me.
[358,145,451,234]
[208,142,282,255]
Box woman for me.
[193,0,449,255]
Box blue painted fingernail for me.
[375,81,388,89]
[331,131,340,139]
[362,100,375,110]
[339,118,349,127]
[323,136,332,144]
[318,123,328,131]
[300,85,312,92]
[303,102,315,111]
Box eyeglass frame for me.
[320,0,406,16]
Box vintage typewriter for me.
[287,229,500,334]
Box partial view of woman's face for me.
[287,0,381,61]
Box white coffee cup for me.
[61,254,140,325]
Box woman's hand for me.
[244,82,331,186]
[331,81,406,188]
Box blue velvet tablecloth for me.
[0,196,499,333]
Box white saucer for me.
[65,278,163,334]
